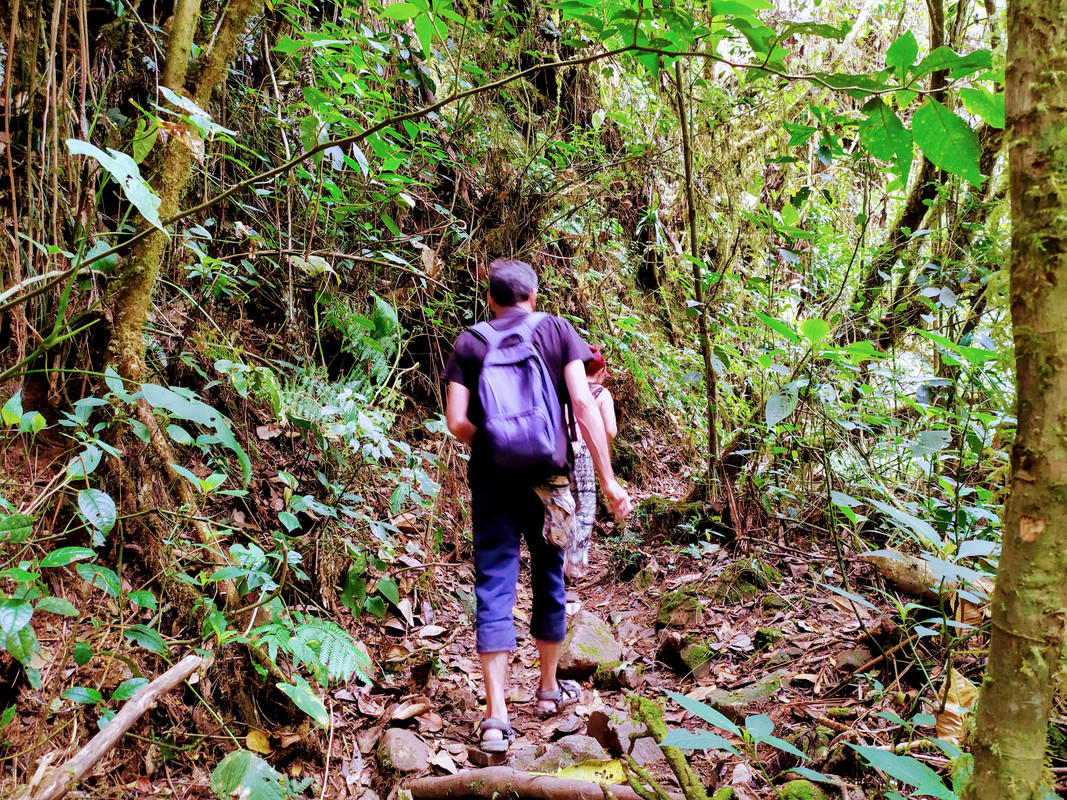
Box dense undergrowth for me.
[0,0,1036,795]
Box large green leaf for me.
[960,86,1004,129]
[4,625,38,665]
[41,547,96,568]
[850,744,955,799]
[753,311,800,343]
[885,30,917,78]
[140,384,251,487]
[664,690,742,736]
[65,140,165,231]
[210,750,287,800]
[0,513,34,544]
[868,499,941,549]
[661,729,740,756]
[912,47,992,79]
[278,676,330,728]
[858,99,913,176]
[766,390,800,428]
[78,489,116,535]
[912,99,982,184]
[0,600,33,636]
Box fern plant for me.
[252,611,372,686]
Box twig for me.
[25,654,203,800]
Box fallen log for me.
[25,654,204,800]
[405,767,684,800]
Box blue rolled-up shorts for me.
[471,482,567,653]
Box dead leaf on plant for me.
[935,669,979,745]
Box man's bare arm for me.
[445,381,477,445]
[565,361,632,519]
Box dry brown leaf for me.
[934,669,979,745]
[417,711,445,733]
[392,698,432,720]
[429,750,457,774]
[246,730,272,754]
[279,732,303,748]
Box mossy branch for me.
[629,696,709,800]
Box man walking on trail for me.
[444,258,633,754]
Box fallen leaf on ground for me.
[552,760,626,785]
[429,750,457,774]
[246,730,272,754]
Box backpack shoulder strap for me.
[470,313,549,349]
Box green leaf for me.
[140,384,251,487]
[63,686,103,705]
[1,704,16,730]
[210,749,287,800]
[278,676,330,727]
[910,430,952,458]
[912,47,992,79]
[849,744,955,799]
[858,99,913,176]
[0,600,33,635]
[885,30,917,79]
[375,577,400,606]
[960,86,1004,129]
[381,1,418,19]
[2,391,23,425]
[753,311,801,343]
[166,424,195,445]
[78,489,117,535]
[912,99,982,184]
[127,590,157,609]
[868,499,941,548]
[112,678,149,701]
[661,728,741,756]
[798,318,831,344]
[67,445,103,479]
[759,734,810,760]
[414,13,435,57]
[790,766,835,784]
[124,624,168,655]
[66,140,165,231]
[19,412,46,435]
[665,690,742,736]
[41,547,96,568]
[0,513,35,544]
[273,35,305,54]
[278,511,301,532]
[745,714,774,738]
[73,641,92,666]
[4,625,38,665]
[35,597,79,616]
[766,390,800,428]
[76,563,120,598]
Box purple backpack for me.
[472,312,564,469]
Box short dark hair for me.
[488,259,538,306]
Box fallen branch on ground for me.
[24,654,204,800]
[405,767,684,800]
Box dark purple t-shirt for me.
[443,307,593,487]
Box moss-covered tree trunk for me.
[963,2,1067,798]
[107,0,262,380]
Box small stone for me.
[469,748,507,768]
[554,735,609,767]
[755,628,783,649]
[558,611,624,680]
[587,709,664,766]
[377,728,432,773]
[763,594,789,611]
[592,661,645,691]
[510,744,558,771]
[656,590,703,629]
[834,646,875,673]
[679,642,714,678]
[686,670,789,723]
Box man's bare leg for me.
[535,638,562,714]
[480,651,510,742]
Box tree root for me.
[405,768,683,800]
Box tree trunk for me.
[962,3,1067,798]
[107,0,262,380]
